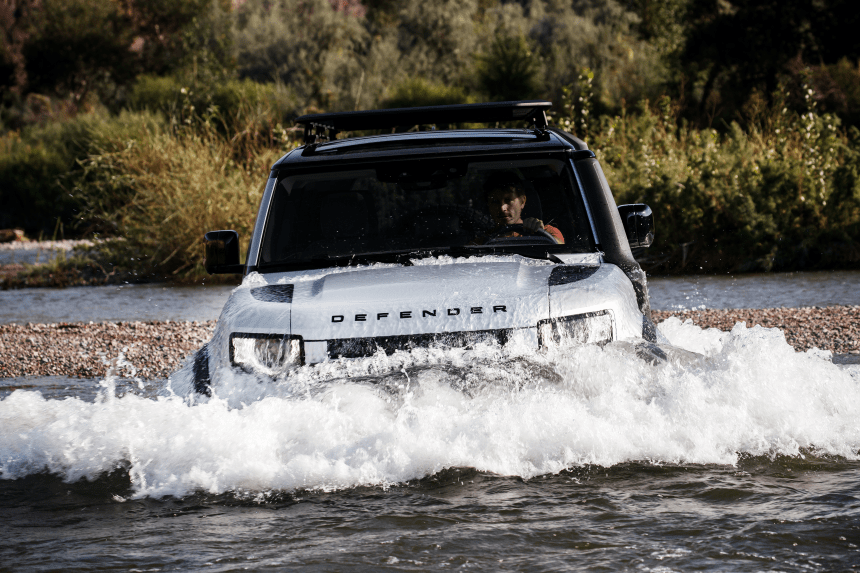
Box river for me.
[1,269,859,324]
[1,271,859,570]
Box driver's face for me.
[486,189,526,226]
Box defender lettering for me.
[333,305,509,323]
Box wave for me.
[1,318,858,498]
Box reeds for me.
[80,123,285,278]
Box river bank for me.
[652,306,860,356]
[0,320,215,379]
[1,306,858,379]
[0,238,234,289]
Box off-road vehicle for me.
[193,101,655,394]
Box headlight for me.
[230,333,303,375]
[537,310,614,347]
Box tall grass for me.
[0,79,300,280]
[79,124,284,278]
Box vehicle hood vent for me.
[548,265,600,286]
[250,284,294,303]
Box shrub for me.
[78,125,285,277]
[127,75,183,114]
[555,86,860,273]
[475,32,540,102]
[128,75,300,159]
[0,109,164,235]
[382,78,472,108]
[0,135,70,232]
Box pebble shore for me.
[0,320,216,379]
[652,305,860,356]
[1,306,858,379]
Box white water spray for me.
[1,317,858,498]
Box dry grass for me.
[85,126,286,277]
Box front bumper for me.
[226,309,614,372]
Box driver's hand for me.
[523,217,545,233]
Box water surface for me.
[648,270,860,310]
[2,270,858,326]
[0,283,236,324]
[2,460,857,571]
[2,319,859,570]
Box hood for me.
[287,259,554,340]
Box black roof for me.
[295,101,552,144]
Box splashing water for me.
[1,318,858,499]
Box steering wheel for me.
[485,224,557,244]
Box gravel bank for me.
[0,320,215,379]
[652,305,860,355]
[1,306,857,379]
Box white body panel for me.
[206,255,645,380]
[291,261,550,339]
[549,264,643,341]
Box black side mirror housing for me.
[617,204,654,248]
[204,230,244,274]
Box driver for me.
[479,173,564,244]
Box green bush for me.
[382,78,472,109]
[0,136,70,232]
[0,110,165,235]
[555,88,860,273]
[128,75,299,157]
[475,32,540,102]
[129,75,297,119]
[127,75,183,114]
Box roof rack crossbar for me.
[295,100,551,144]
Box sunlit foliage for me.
[3,0,860,275]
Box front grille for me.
[327,328,513,358]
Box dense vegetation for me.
[2,0,860,278]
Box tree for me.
[0,0,28,94]
[476,31,540,101]
[680,0,860,125]
[125,0,218,76]
[21,0,136,100]
[233,0,367,110]
[11,0,218,102]
[527,0,666,112]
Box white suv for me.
[192,101,655,394]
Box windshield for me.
[259,158,595,270]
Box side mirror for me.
[617,204,654,248]
[204,230,244,274]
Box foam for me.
[253,255,553,286]
[1,319,859,498]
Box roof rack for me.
[295,100,552,144]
